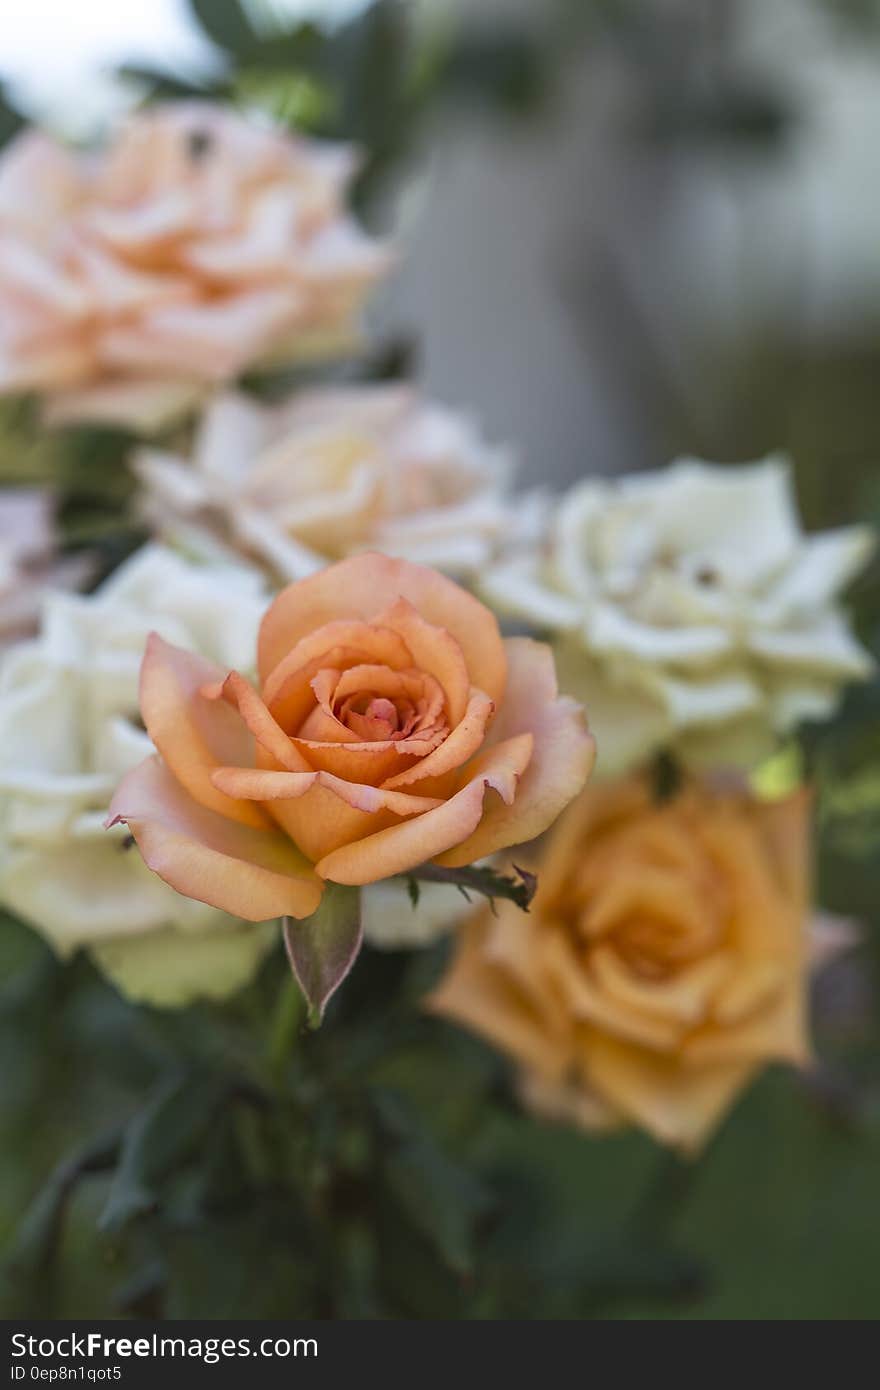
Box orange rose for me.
[107,553,595,928]
[430,778,811,1152]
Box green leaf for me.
[2,1130,121,1295]
[0,86,24,147]
[117,64,217,100]
[162,1204,314,1318]
[373,1088,492,1277]
[189,0,259,57]
[99,1075,223,1233]
[283,884,362,1027]
[234,70,336,130]
[0,911,54,1013]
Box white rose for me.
[483,456,875,774]
[0,543,279,1005]
[134,384,546,582]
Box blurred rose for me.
[430,776,812,1153]
[0,543,278,1005]
[135,384,545,582]
[0,104,390,430]
[0,489,90,648]
[108,553,594,923]
[484,457,875,775]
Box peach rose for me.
[0,104,390,430]
[107,553,594,947]
[135,384,545,582]
[430,777,812,1153]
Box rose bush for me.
[135,384,544,581]
[430,776,812,1152]
[483,457,875,775]
[108,553,594,932]
[0,103,390,430]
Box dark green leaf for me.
[99,1075,223,1232]
[373,1088,492,1276]
[2,1130,121,1291]
[0,911,54,1013]
[0,86,24,146]
[117,64,216,100]
[189,0,259,57]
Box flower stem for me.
[267,974,306,1085]
[400,862,537,913]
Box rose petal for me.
[257,553,507,705]
[542,929,683,1051]
[182,184,301,281]
[582,1031,758,1154]
[140,633,268,828]
[315,733,534,885]
[427,916,573,1080]
[371,597,471,726]
[685,981,807,1067]
[204,669,312,773]
[382,688,495,791]
[331,663,445,727]
[99,286,305,381]
[263,622,414,726]
[436,638,595,868]
[289,735,438,785]
[260,781,408,865]
[106,755,322,921]
[591,943,733,1028]
[210,764,444,819]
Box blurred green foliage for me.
[120,0,552,208]
[1,905,878,1319]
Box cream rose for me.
[0,104,390,430]
[0,543,279,1005]
[135,384,544,581]
[483,456,875,774]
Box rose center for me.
[332,683,435,743]
[364,697,398,725]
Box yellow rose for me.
[430,777,812,1153]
